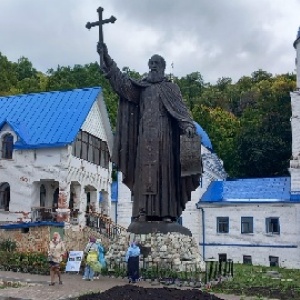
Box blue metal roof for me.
[0,221,64,229]
[194,121,213,150]
[0,87,101,149]
[199,177,292,203]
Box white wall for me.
[81,101,107,142]
[115,172,132,228]
[197,203,300,268]
[290,91,300,193]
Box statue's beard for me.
[147,70,164,83]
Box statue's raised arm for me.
[97,42,140,103]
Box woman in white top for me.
[48,232,66,286]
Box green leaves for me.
[0,52,295,179]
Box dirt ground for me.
[75,284,226,300]
[74,284,300,300]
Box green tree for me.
[237,74,293,177]
[176,72,204,111]
[16,57,37,81]
[0,52,18,96]
[193,105,241,177]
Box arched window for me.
[40,185,46,207]
[69,192,74,210]
[2,134,13,159]
[53,188,59,211]
[0,183,10,211]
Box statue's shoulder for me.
[129,77,150,88]
[161,79,180,92]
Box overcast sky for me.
[1,0,300,83]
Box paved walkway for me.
[0,270,264,300]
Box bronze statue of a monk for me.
[98,44,201,224]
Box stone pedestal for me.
[128,221,192,236]
[105,229,205,273]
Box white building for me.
[195,26,300,269]
[197,177,300,268]
[0,87,113,228]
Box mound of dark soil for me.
[76,284,225,300]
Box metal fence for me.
[86,213,126,239]
[104,256,233,284]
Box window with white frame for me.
[266,217,280,234]
[1,133,13,159]
[241,217,253,233]
[217,217,229,233]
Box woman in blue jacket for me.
[93,238,106,279]
[125,241,141,283]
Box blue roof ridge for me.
[0,86,101,99]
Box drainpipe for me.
[199,207,206,260]
[115,201,118,224]
[115,179,118,224]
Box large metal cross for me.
[86,7,116,68]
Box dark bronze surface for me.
[86,7,116,68]
[87,8,202,234]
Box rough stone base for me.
[127,221,192,236]
[106,230,205,272]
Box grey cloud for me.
[0,0,299,83]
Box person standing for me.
[125,241,140,283]
[48,231,66,286]
[83,236,98,281]
[93,238,106,279]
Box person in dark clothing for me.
[125,242,141,283]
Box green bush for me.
[0,239,16,252]
[0,251,50,274]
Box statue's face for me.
[148,55,165,82]
[149,57,161,72]
[148,55,165,73]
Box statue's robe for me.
[107,62,201,221]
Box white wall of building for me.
[197,203,300,268]
[115,172,132,228]
[290,91,300,193]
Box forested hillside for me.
[0,52,295,178]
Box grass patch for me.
[212,263,300,294]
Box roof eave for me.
[14,142,71,150]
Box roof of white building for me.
[0,87,101,149]
[199,177,298,203]
[194,122,213,150]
